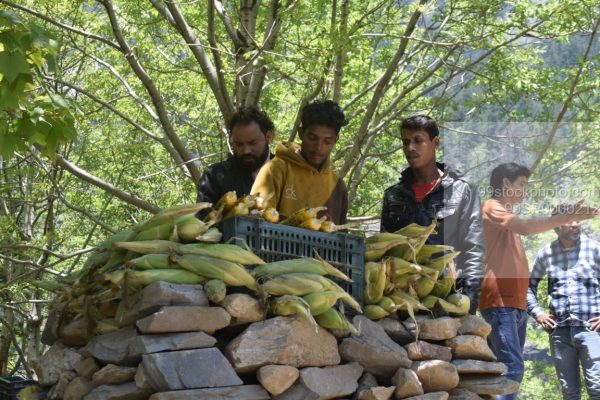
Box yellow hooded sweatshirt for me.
[251,142,348,224]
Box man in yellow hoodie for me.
[251,100,348,224]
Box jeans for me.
[481,307,528,400]
[550,326,600,400]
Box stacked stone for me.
[33,281,518,400]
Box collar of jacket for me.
[275,142,332,173]
[399,162,463,192]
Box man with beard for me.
[197,107,274,208]
[380,114,485,314]
[527,204,600,400]
[251,100,348,224]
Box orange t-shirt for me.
[478,199,530,311]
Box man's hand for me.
[536,313,556,331]
[587,316,600,332]
[570,200,599,221]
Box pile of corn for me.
[38,200,362,336]
[254,257,361,333]
[363,221,470,321]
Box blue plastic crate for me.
[221,216,365,309]
[0,376,41,400]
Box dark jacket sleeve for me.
[380,191,391,233]
[454,180,485,313]
[196,167,221,219]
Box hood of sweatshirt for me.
[274,141,332,173]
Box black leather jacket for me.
[380,162,485,313]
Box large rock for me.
[226,316,340,374]
[411,360,459,392]
[451,360,507,375]
[392,368,423,399]
[445,336,496,361]
[457,376,519,396]
[64,377,93,400]
[357,386,395,400]
[404,341,452,362]
[136,306,230,334]
[415,316,460,341]
[74,357,100,378]
[403,392,449,400]
[221,294,267,325]
[81,327,138,366]
[273,362,363,400]
[135,364,153,391]
[92,364,138,386]
[448,388,484,399]
[339,316,411,376]
[257,365,299,396]
[352,373,378,400]
[457,316,492,338]
[148,385,270,400]
[376,318,416,345]
[116,282,208,326]
[32,342,84,386]
[129,331,216,358]
[142,348,242,391]
[83,382,150,400]
[46,371,76,400]
[58,317,94,346]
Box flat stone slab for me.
[448,388,485,399]
[451,360,507,375]
[404,341,452,362]
[457,376,519,395]
[339,316,411,376]
[92,364,137,386]
[403,392,449,400]
[415,316,460,341]
[117,282,208,326]
[458,315,492,338]
[81,327,138,366]
[32,342,84,386]
[142,348,242,391]
[357,386,395,400]
[445,336,496,361]
[136,306,230,334]
[148,385,270,400]
[273,362,363,400]
[129,331,216,357]
[376,318,416,345]
[82,382,150,400]
[226,316,340,374]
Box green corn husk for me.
[134,222,176,241]
[104,268,206,288]
[178,243,265,265]
[315,307,359,335]
[174,254,258,291]
[174,214,211,242]
[364,304,390,320]
[269,295,317,326]
[113,240,181,255]
[204,279,227,304]
[195,227,223,243]
[127,254,171,270]
[253,257,350,281]
[364,260,388,304]
[423,251,461,271]
[97,229,137,251]
[132,203,211,233]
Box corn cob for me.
[223,202,250,220]
[320,221,360,233]
[298,216,327,231]
[377,296,398,313]
[421,294,440,310]
[252,258,350,281]
[134,221,176,241]
[104,268,205,288]
[416,244,454,264]
[269,295,317,326]
[281,207,327,226]
[254,192,274,210]
[262,273,327,296]
[262,207,279,223]
[394,222,437,238]
[389,257,422,276]
[430,276,454,298]
[214,191,238,212]
[97,249,128,273]
[195,227,222,243]
[364,304,390,320]
[174,254,258,291]
[178,243,265,265]
[415,270,440,299]
[127,254,171,270]
[444,293,470,316]
[174,214,211,242]
[97,229,137,251]
[365,234,415,262]
[364,260,387,304]
[113,240,180,255]
[423,251,461,271]
[315,307,358,335]
[204,279,227,304]
[302,291,348,316]
[132,203,211,232]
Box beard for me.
[236,146,269,171]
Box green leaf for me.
[0,51,30,83]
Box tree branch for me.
[99,0,201,185]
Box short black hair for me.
[228,107,274,135]
[401,114,439,139]
[489,162,531,198]
[300,100,347,135]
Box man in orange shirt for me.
[479,162,599,400]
